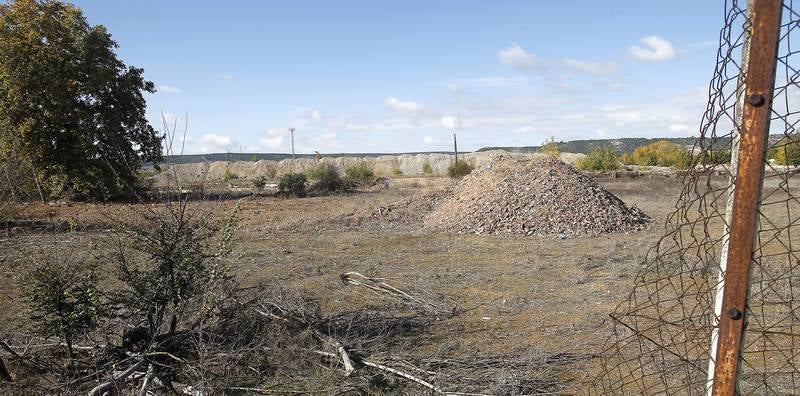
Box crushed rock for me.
[369,157,650,237]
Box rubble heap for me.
[375,157,650,237]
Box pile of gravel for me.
[373,157,650,237]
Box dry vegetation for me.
[0,171,688,394]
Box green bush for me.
[539,137,561,158]
[771,134,800,165]
[624,140,692,169]
[22,254,100,359]
[344,162,375,183]
[699,149,732,166]
[447,161,474,179]
[307,163,343,192]
[113,199,240,340]
[576,147,622,171]
[422,160,433,175]
[278,173,307,197]
[223,169,239,181]
[391,167,403,176]
[252,175,268,190]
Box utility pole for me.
[453,132,458,164]
[708,1,782,395]
[289,128,296,159]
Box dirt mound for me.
[372,157,650,236]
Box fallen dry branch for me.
[340,271,451,316]
[87,357,147,396]
[314,350,444,394]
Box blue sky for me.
[72,1,723,154]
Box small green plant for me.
[344,162,375,183]
[422,160,433,175]
[252,175,268,190]
[539,137,561,158]
[576,147,622,171]
[391,167,403,176]
[22,254,100,359]
[447,160,474,179]
[265,166,278,180]
[307,163,343,192]
[278,173,307,197]
[223,169,239,181]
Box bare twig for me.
[340,271,450,316]
[87,357,146,396]
[314,350,444,394]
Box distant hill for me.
[159,135,773,166]
[477,137,702,155]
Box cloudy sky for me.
[73,1,723,154]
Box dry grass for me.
[0,175,687,392]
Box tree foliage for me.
[622,140,692,169]
[771,134,800,165]
[576,146,621,171]
[0,0,162,200]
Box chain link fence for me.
[593,0,800,393]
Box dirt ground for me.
[0,175,687,393]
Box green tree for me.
[0,0,162,200]
[576,146,621,171]
[771,134,800,165]
[624,140,692,169]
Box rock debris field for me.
[371,157,650,237]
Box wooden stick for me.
[87,357,146,396]
[138,365,154,396]
[313,350,443,394]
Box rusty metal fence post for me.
[709,1,783,394]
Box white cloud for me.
[669,123,690,132]
[447,83,460,93]
[423,136,434,144]
[260,128,286,150]
[498,43,538,70]
[562,59,619,75]
[157,85,181,94]
[196,134,235,153]
[221,74,234,81]
[630,36,676,62]
[385,97,425,113]
[441,115,462,129]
